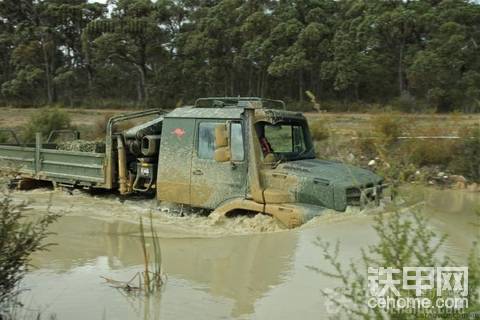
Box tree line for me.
[0,0,479,112]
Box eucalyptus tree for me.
[408,0,480,111]
[0,0,479,111]
[87,0,167,104]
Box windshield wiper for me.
[271,148,314,169]
[295,147,314,160]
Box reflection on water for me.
[13,187,480,320]
[21,214,299,320]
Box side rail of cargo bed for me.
[0,134,107,188]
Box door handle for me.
[193,169,203,176]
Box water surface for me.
[13,187,479,320]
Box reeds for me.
[139,211,164,295]
[102,211,165,296]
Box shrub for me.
[375,160,419,184]
[352,113,406,167]
[309,119,330,142]
[92,112,135,139]
[0,131,7,144]
[402,124,455,168]
[407,139,455,167]
[371,113,405,147]
[353,134,378,160]
[391,91,417,112]
[93,113,113,139]
[23,108,71,142]
[0,191,59,311]
[310,210,480,319]
[449,126,480,181]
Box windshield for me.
[256,121,314,161]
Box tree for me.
[408,1,480,111]
[87,0,166,104]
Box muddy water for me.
[12,187,479,320]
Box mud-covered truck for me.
[0,97,386,227]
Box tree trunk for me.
[261,71,268,97]
[136,65,147,104]
[137,81,142,103]
[398,39,405,95]
[81,32,94,93]
[86,66,94,93]
[41,35,54,105]
[137,40,148,104]
[256,70,262,97]
[248,66,253,96]
[298,70,304,102]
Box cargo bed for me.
[0,138,107,188]
[0,109,163,190]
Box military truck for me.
[0,97,386,227]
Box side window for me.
[230,122,244,161]
[198,122,217,159]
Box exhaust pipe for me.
[117,135,130,195]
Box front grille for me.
[346,187,362,206]
[346,184,382,206]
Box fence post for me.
[35,133,41,175]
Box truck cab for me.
[155,98,385,227]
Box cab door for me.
[157,117,194,204]
[190,119,247,209]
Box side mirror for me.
[214,147,230,162]
[214,123,231,162]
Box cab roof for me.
[165,106,245,119]
[164,97,304,120]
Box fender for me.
[212,197,326,228]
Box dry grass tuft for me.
[309,119,330,142]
